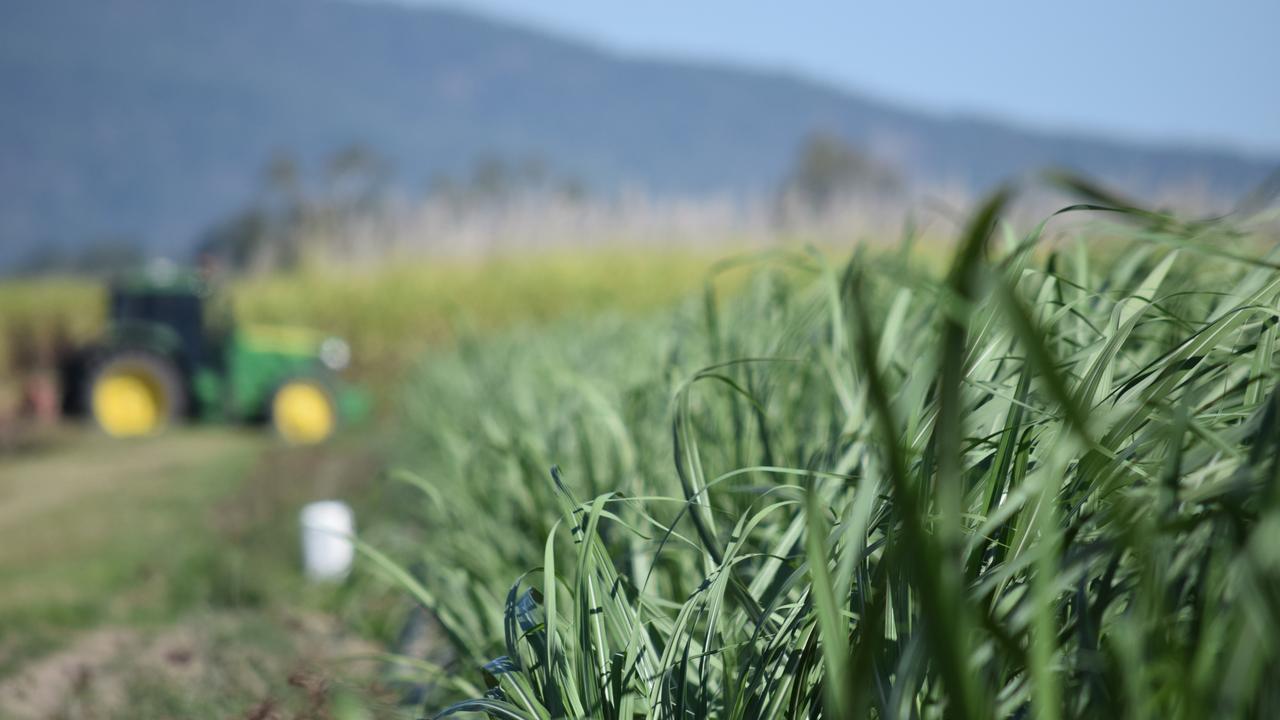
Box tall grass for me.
[233,250,721,388]
[382,187,1280,718]
[0,251,717,396]
[0,278,102,366]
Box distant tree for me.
[265,151,302,205]
[470,155,515,201]
[195,208,272,272]
[780,132,902,215]
[196,145,397,272]
[559,177,588,203]
[317,144,393,259]
[430,153,588,206]
[325,143,391,213]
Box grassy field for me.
[234,250,727,380]
[364,194,1280,718]
[0,427,402,718]
[0,250,725,718]
[8,194,1280,718]
[0,430,261,631]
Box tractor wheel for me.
[270,379,336,445]
[87,351,186,438]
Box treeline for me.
[195,132,914,274]
[8,132,917,277]
[197,142,610,273]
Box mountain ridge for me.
[1,0,1274,265]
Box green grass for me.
[232,250,726,397]
[0,428,403,718]
[372,191,1280,718]
[0,430,264,629]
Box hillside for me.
[1,0,1275,264]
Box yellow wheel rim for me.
[273,381,335,445]
[92,368,167,437]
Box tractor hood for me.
[229,324,369,425]
[237,324,350,370]
[238,324,328,357]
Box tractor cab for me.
[106,266,222,371]
[75,263,367,444]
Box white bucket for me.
[300,500,355,582]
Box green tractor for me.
[64,265,368,444]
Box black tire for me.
[85,350,187,436]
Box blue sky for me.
[423,0,1279,156]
